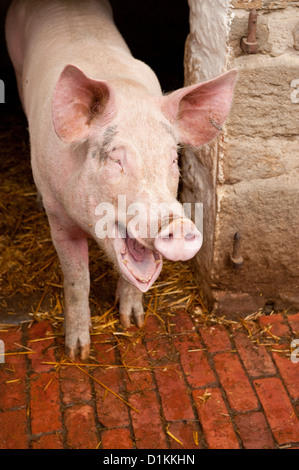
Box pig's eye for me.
[108,156,123,171]
[108,147,124,169]
[109,156,121,165]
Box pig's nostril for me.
[161,233,173,240]
[185,233,196,241]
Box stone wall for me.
[183,0,299,317]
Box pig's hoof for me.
[80,344,90,361]
[116,277,144,329]
[65,343,90,361]
[120,309,144,329]
[65,345,77,361]
[65,335,90,361]
[134,312,145,328]
[65,320,91,360]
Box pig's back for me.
[6,0,161,118]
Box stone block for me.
[227,56,299,139]
[220,138,299,185]
[211,174,299,312]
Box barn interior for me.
[0,1,204,327]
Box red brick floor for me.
[0,311,298,449]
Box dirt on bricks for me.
[0,310,299,449]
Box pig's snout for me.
[154,218,202,261]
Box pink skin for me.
[5,0,237,360]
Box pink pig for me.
[5,0,237,359]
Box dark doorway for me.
[1,0,189,105]
[109,0,189,92]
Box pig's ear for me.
[161,69,238,146]
[52,64,115,143]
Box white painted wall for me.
[185,0,230,84]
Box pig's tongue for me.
[126,236,146,262]
[113,227,162,292]
[125,234,158,281]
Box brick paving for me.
[0,311,298,449]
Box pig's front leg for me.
[47,213,91,360]
[116,277,144,328]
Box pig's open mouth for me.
[113,224,163,292]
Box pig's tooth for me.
[122,259,128,264]
[136,275,152,283]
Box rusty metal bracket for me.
[230,232,244,269]
[241,9,259,54]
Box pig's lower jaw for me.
[113,226,163,293]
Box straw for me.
[166,425,183,446]
[69,359,140,414]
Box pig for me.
[5,0,237,360]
